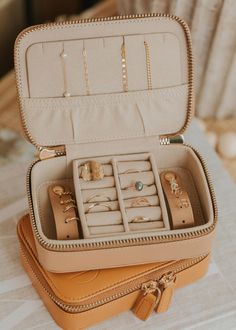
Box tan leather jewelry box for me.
[18,214,210,330]
[14,14,217,272]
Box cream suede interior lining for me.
[22,84,188,146]
[31,143,214,244]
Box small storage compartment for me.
[31,144,214,243]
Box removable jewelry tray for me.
[73,153,169,238]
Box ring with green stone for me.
[135,181,144,191]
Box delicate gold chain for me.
[82,47,90,95]
[60,45,70,97]
[144,41,152,90]
[121,37,128,92]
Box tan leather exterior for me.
[28,137,216,272]
[133,292,157,321]
[18,214,210,330]
[34,222,215,272]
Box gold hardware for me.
[38,147,66,160]
[159,134,185,145]
[133,280,161,320]
[156,272,176,313]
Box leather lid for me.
[14,15,193,147]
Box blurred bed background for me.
[0,0,235,181]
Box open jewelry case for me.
[15,14,217,272]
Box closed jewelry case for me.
[18,214,210,330]
[14,14,217,272]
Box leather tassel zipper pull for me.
[133,271,176,321]
[156,271,176,314]
[133,280,161,321]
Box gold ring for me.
[123,169,142,174]
[80,161,104,181]
[86,203,112,213]
[86,194,111,203]
[130,216,151,223]
[130,197,151,207]
[124,181,152,191]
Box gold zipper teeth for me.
[14,13,193,149]
[26,141,218,252]
[20,240,207,314]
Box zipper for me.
[159,134,185,145]
[26,142,218,251]
[39,135,184,159]
[133,271,176,320]
[38,146,66,160]
[14,13,194,151]
[19,233,207,314]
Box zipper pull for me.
[133,280,161,321]
[39,148,57,160]
[156,271,176,314]
[38,146,66,160]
